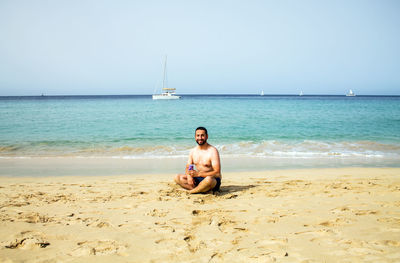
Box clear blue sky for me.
[1,0,399,95]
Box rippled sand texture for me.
[0,168,399,262]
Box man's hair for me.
[195,127,208,135]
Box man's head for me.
[195,127,208,146]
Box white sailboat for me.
[260,90,264,96]
[346,89,356,97]
[152,56,181,100]
[299,91,303,96]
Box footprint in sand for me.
[2,231,50,249]
[17,212,53,224]
[319,216,355,227]
[353,210,379,216]
[374,240,400,247]
[153,221,176,233]
[191,209,245,234]
[377,217,400,224]
[330,206,351,215]
[3,200,30,208]
[254,237,289,260]
[78,217,113,228]
[147,209,168,217]
[183,234,210,253]
[93,221,112,228]
[70,240,127,256]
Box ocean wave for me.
[0,145,21,152]
[76,145,191,156]
[216,140,400,158]
[0,140,399,159]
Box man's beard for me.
[196,139,206,146]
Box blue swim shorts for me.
[193,177,221,192]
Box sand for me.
[0,167,399,262]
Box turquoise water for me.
[1,95,399,166]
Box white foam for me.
[0,140,399,160]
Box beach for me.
[1,95,399,261]
[1,167,399,262]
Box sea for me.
[1,95,400,173]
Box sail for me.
[152,56,181,100]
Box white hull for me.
[346,89,356,96]
[152,94,181,100]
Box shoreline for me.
[1,156,399,177]
[1,167,400,262]
[0,166,399,179]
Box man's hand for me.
[188,169,199,177]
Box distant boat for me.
[346,89,356,97]
[260,90,264,96]
[299,91,303,96]
[152,56,181,100]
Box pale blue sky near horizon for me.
[0,0,399,96]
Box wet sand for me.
[0,167,399,262]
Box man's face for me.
[195,130,208,146]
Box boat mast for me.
[162,55,167,92]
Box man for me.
[174,127,221,194]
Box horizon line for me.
[1,93,400,98]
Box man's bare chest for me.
[192,151,212,167]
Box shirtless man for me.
[174,127,221,194]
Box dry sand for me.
[0,167,399,262]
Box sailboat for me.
[299,91,303,96]
[346,89,356,97]
[260,90,264,96]
[152,56,181,100]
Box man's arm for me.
[186,150,194,174]
[186,150,195,186]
